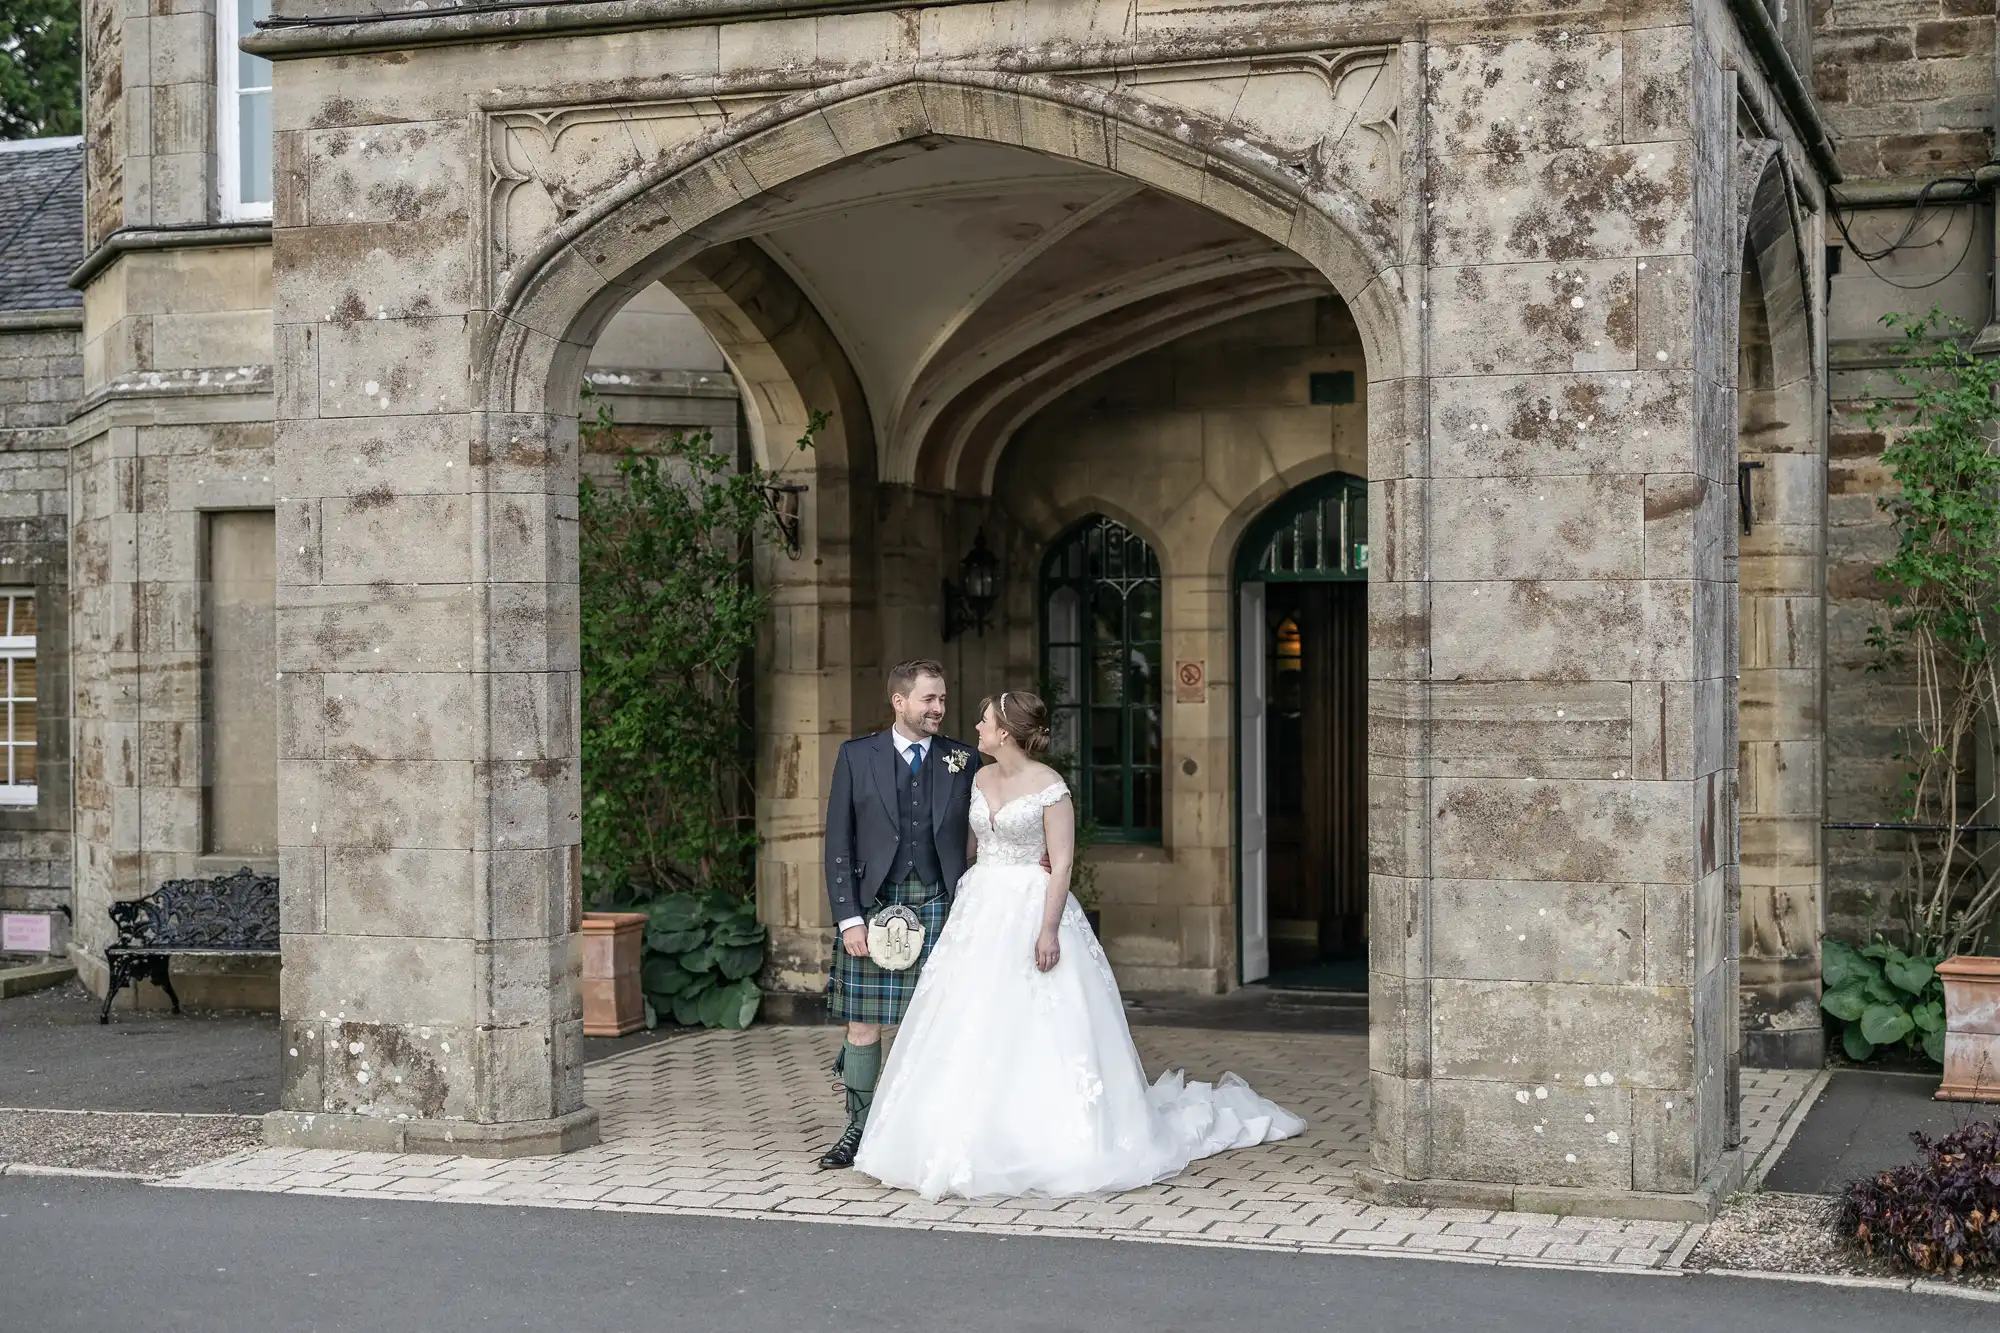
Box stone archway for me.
[267,70,1411,1161]
[1734,152,1825,1070]
[491,76,1413,1007]
[652,243,882,995]
[265,25,1751,1222]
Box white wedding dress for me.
[853,777,1305,1200]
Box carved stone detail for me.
[1065,48,1399,197]
[487,94,783,297]
[480,51,1399,304]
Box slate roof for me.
[0,137,85,313]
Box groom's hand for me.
[842,924,869,958]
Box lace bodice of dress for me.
[970,778,1071,867]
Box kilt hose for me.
[827,873,949,1026]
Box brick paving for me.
[159,1026,1816,1272]
[1738,1066,1820,1183]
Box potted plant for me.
[580,911,650,1036]
[1935,956,2000,1101]
[1831,309,2000,1096]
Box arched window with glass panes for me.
[1040,516,1163,842]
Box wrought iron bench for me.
[99,867,279,1023]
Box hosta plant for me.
[638,888,767,1031]
[1821,937,1946,1064]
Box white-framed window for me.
[0,591,37,806]
[217,0,273,221]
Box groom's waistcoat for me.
[890,752,945,887]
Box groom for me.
[818,659,981,1169]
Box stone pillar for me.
[264,109,594,1155]
[117,0,217,228]
[1360,21,1739,1217]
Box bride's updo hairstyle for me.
[984,691,1052,758]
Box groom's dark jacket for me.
[825,729,982,925]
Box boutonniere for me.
[943,749,970,774]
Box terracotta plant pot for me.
[581,912,650,1037]
[1935,955,2000,1102]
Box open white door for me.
[1238,581,1270,982]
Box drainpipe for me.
[1974,42,2000,353]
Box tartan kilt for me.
[827,874,948,1025]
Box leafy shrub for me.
[1838,1120,2000,1274]
[1821,937,1946,1064]
[579,408,774,904]
[638,888,767,1031]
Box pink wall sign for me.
[2,912,52,952]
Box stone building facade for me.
[1,0,1991,1215]
[0,138,83,961]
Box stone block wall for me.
[1814,0,1994,944]
[1813,0,1995,183]
[68,241,279,1011]
[0,314,80,953]
[82,0,122,248]
[111,0,223,227]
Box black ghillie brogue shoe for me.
[818,1122,865,1170]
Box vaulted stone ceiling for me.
[592,135,1333,494]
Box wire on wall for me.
[1830,167,1994,293]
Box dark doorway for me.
[1236,473,1367,990]
[1263,581,1367,976]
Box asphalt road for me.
[1,1176,1983,1333]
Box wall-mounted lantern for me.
[759,479,808,559]
[1738,460,1764,536]
[942,530,1001,640]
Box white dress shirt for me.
[837,727,932,935]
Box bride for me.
[853,690,1304,1200]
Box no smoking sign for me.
[1173,660,1206,704]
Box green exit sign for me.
[1309,371,1355,405]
